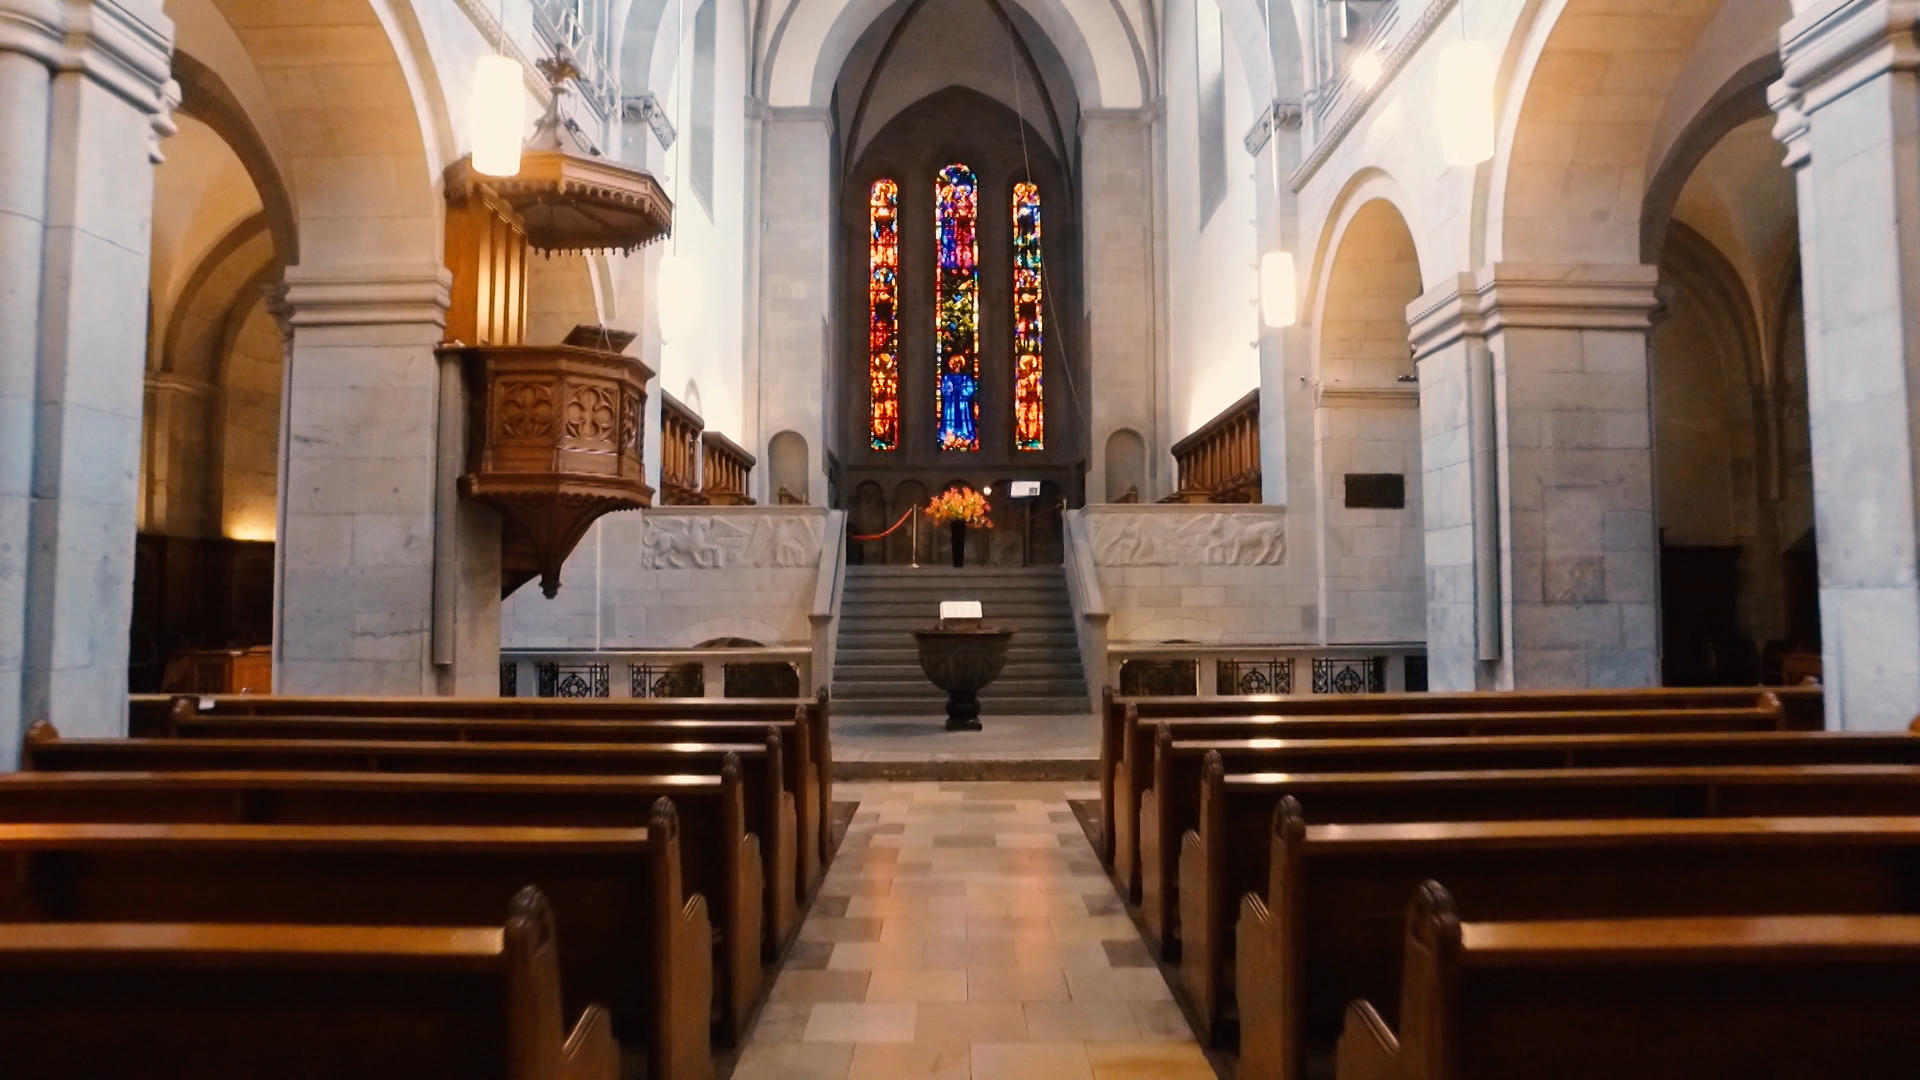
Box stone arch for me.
[170,49,298,265]
[762,0,1143,110]
[1306,169,1429,351]
[1104,428,1147,502]
[1487,0,1791,265]
[769,430,811,504]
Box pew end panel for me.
[645,799,717,1080]
[1112,705,1143,899]
[812,689,833,868]
[716,755,764,1044]
[1175,751,1230,1045]
[1333,1000,1400,1080]
[1099,685,1118,864]
[506,885,625,1080]
[1138,724,1183,953]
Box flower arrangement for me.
[926,485,993,528]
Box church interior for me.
[5,0,1920,1075]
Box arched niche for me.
[769,430,811,504]
[1104,428,1146,503]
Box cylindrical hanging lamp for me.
[1437,39,1496,166]
[470,54,526,177]
[1259,250,1298,329]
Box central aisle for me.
[729,782,1214,1079]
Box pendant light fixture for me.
[469,0,524,177]
[1436,6,1495,166]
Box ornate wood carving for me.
[701,431,756,506]
[450,343,656,597]
[1086,508,1286,567]
[659,391,704,506]
[1165,390,1261,504]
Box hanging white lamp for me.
[1437,39,1496,166]
[470,54,526,177]
[1259,250,1298,329]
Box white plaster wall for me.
[220,298,283,541]
[502,506,827,647]
[1164,0,1261,441]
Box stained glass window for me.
[935,163,980,452]
[1012,182,1044,450]
[867,178,900,450]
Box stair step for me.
[834,698,1090,717]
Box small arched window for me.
[935,163,981,452]
[867,178,900,450]
[1013,181,1044,450]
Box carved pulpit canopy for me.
[445,51,673,257]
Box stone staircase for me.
[830,565,1089,718]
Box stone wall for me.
[502,506,829,649]
[1080,505,1313,643]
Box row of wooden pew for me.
[0,691,837,1080]
[1095,684,1920,1077]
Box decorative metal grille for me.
[1119,659,1198,697]
[1311,656,1385,695]
[1217,657,1293,696]
[535,661,609,698]
[630,663,703,699]
[499,661,518,698]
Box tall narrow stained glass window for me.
[867,178,900,450]
[935,163,981,451]
[1012,182,1044,450]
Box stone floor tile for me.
[1100,938,1154,968]
[801,917,884,943]
[1023,1001,1145,1042]
[846,895,924,919]
[828,940,931,970]
[730,1041,856,1080]
[813,895,853,918]
[848,1039,970,1080]
[1085,1041,1215,1080]
[770,970,873,1004]
[913,1001,1029,1043]
[1082,893,1125,917]
[785,940,837,970]
[745,1001,816,1043]
[866,968,969,1003]
[804,1002,918,1044]
[1064,966,1174,1002]
[969,1041,1094,1080]
[1051,913,1145,941]
[1124,1001,1199,1043]
[968,965,1072,1002]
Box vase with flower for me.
[925,486,993,567]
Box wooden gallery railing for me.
[1163,389,1260,503]
[659,392,704,506]
[702,432,756,506]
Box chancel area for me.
[5,0,1920,1075]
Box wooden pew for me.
[1140,727,1920,951]
[1231,805,1920,1080]
[1335,883,1920,1080]
[140,689,836,870]
[0,812,712,1079]
[24,722,811,908]
[1178,762,1920,1049]
[163,705,825,897]
[0,764,772,1041]
[1097,684,1823,866]
[1109,700,1796,899]
[0,886,621,1080]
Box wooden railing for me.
[659,391,703,506]
[1164,389,1260,503]
[702,431,755,506]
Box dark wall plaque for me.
[1344,473,1406,509]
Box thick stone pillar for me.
[1081,109,1160,501]
[1772,0,1920,729]
[1,0,173,761]
[1410,265,1662,690]
[276,268,501,695]
[753,108,833,501]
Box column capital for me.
[1770,0,1920,169]
[0,0,173,113]
[280,266,453,330]
[1408,263,1661,360]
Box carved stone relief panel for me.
[638,511,825,569]
[1085,509,1286,566]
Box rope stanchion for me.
[849,506,919,542]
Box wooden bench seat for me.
[1110,701,1796,898]
[1098,684,1822,866]
[1176,762,1920,1049]
[1335,884,1920,1079]
[0,812,711,1079]
[140,690,835,868]
[1139,728,1920,952]
[23,722,811,910]
[0,765,773,1041]
[163,709,826,892]
[1230,807,1920,1080]
[141,691,835,867]
[0,887,620,1080]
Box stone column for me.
[753,108,833,502]
[1246,102,1304,508]
[1081,109,1160,501]
[275,268,500,695]
[1410,265,1662,690]
[1,0,173,761]
[1771,0,1920,729]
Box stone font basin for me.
[911,628,1015,731]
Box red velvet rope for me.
[849,506,919,542]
